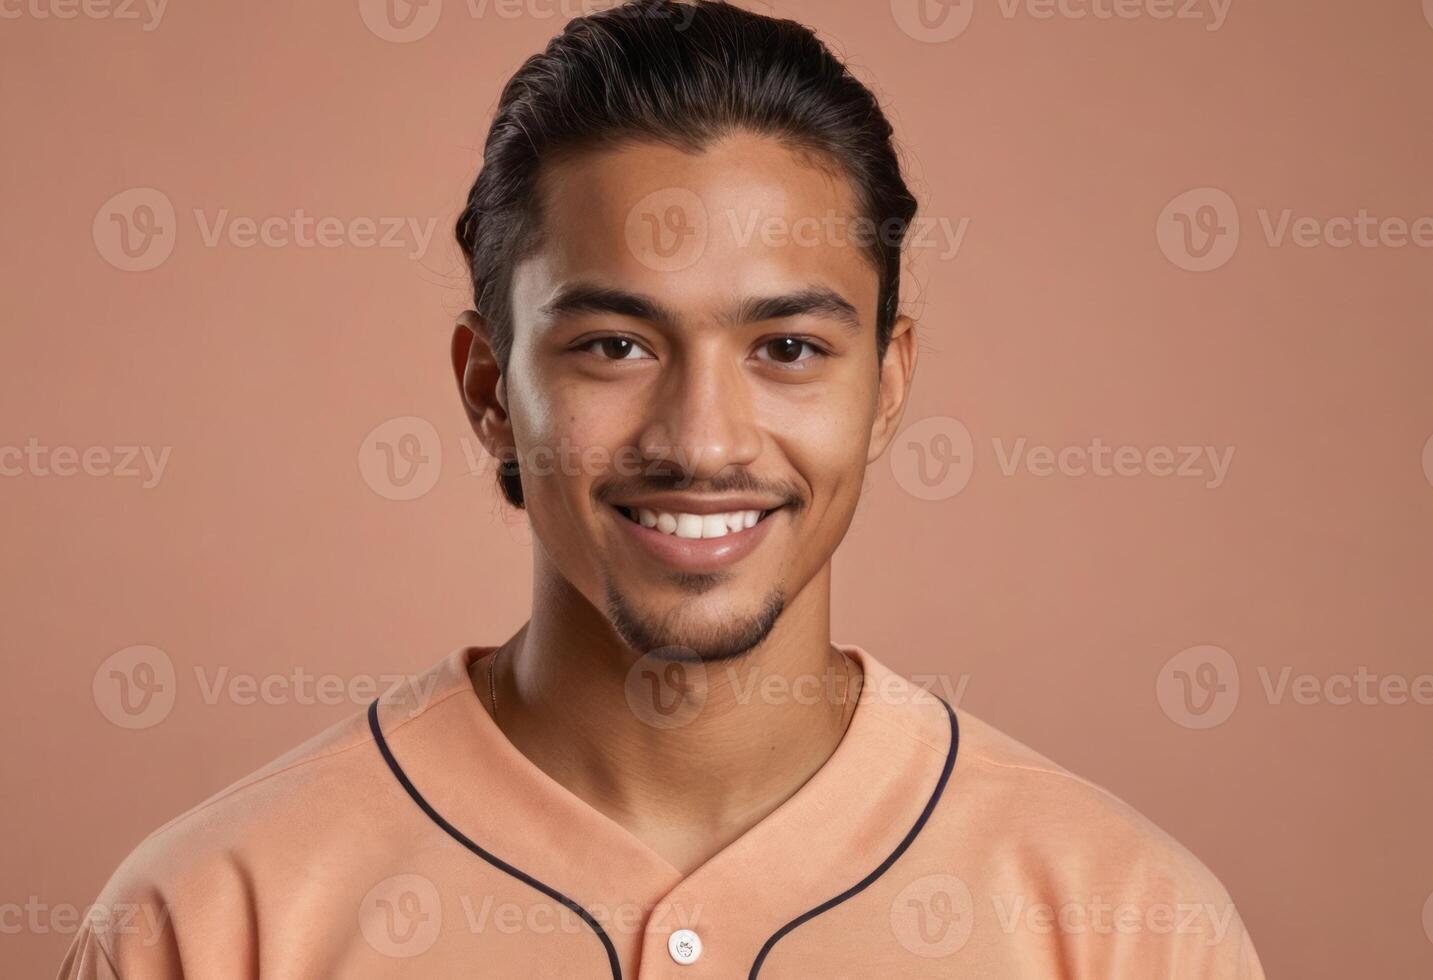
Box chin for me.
[604,582,786,663]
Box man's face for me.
[484,133,912,661]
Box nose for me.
[637,341,762,483]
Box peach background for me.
[3,0,1432,976]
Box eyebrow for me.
[539,283,862,335]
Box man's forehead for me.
[515,133,880,322]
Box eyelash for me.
[574,335,831,367]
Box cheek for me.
[759,384,874,511]
[509,366,642,495]
[552,388,641,464]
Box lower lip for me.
[611,506,780,573]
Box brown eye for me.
[759,337,824,366]
[577,336,653,361]
[600,337,636,359]
[768,338,803,362]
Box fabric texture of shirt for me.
[58,643,1266,978]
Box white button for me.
[668,928,702,965]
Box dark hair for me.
[455,0,918,508]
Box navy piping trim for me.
[369,697,958,980]
[747,698,960,979]
[367,700,622,980]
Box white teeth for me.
[624,507,767,539]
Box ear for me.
[451,310,513,460]
[867,314,918,463]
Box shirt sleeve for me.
[1068,838,1269,979]
[1183,902,1267,980]
[55,920,123,980]
[1133,873,1267,980]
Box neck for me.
[474,562,861,874]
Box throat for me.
[476,623,861,875]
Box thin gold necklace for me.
[487,646,500,721]
[836,646,858,728]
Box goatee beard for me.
[604,581,786,663]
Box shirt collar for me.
[371,642,958,976]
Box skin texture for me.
[452,132,918,873]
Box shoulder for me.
[942,709,1266,976]
[71,706,378,973]
[953,709,1226,887]
[69,651,474,976]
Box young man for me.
[61,1,1265,977]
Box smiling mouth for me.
[612,504,781,540]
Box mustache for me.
[595,470,806,512]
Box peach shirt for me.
[59,643,1265,978]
